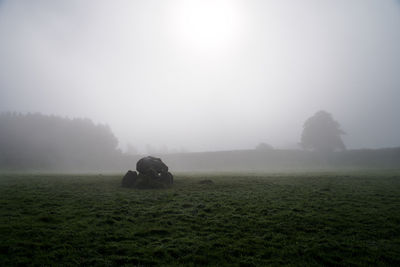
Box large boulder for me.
[137,156,169,176]
[122,156,173,189]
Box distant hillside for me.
[1,112,399,172]
[161,148,400,172]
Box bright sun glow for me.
[170,0,243,52]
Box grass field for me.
[1,172,400,266]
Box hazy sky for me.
[1,0,399,152]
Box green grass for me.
[1,172,400,266]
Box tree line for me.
[0,112,123,171]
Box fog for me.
[1,0,399,153]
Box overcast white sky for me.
[0,0,399,152]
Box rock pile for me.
[122,156,173,189]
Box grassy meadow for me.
[1,172,400,266]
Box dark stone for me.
[121,170,138,188]
[158,171,173,186]
[136,156,169,176]
[134,173,168,189]
[122,156,173,189]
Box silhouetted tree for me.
[301,110,346,152]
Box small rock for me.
[121,170,138,188]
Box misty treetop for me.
[0,112,121,170]
[301,110,346,153]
